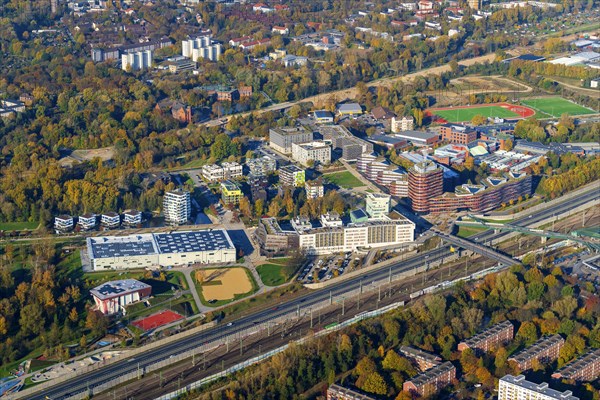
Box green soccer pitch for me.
[430,105,521,122]
[521,97,596,117]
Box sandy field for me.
[196,268,253,301]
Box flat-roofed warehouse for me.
[87,230,236,270]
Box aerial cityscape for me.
[0,0,599,399]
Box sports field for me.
[323,171,364,188]
[195,268,255,301]
[521,97,596,117]
[428,104,525,123]
[132,310,184,331]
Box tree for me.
[361,372,388,395]
[516,321,538,345]
[68,307,78,324]
[355,356,377,376]
[471,114,487,126]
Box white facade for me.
[121,50,152,71]
[123,210,142,226]
[305,181,324,199]
[298,219,415,255]
[55,215,74,231]
[91,279,151,315]
[101,212,121,228]
[182,36,221,61]
[391,116,414,133]
[163,190,191,225]
[202,162,242,182]
[498,375,578,400]
[78,214,97,230]
[366,193,391,219]
[291,141,331,166]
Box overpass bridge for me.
[457,215,600,252]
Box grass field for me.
[323,171,364,188]
[257,264,292,286]
[456,226,486,238]
[432,105,521,122]
[521,97,596,117]
[0,221,39,231]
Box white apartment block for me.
[201,162,242,182]
[391,116,414,133]
[305,180,324,199]
[498,375,579,400]
[123,210,142,226]
[121,50,152,71]
[291,141,331,166]
[54,215,74,232]
[163,190,191,225]
[101,212,121,229]
[182,36,222,61]
[298,219,415,255]
[366,193,391,219]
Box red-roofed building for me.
[272,26,289,35]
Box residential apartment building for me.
[163,190,191,225]
[551,348,600,382]
[54,215,74,232]
[508,335,565,371]
[123,210,142,226]
[326,384,376,400]
[254,217,300,257]
[101,212,121,229]
[403,361,456,397]
[399,346,442,372]
[279,165,305,187]
[298,218,415,255]
[365,193,391,219]
[269,126,313,154]
[356,154,409,197]
[78,213,97,230]
[306,180,324,199]
[408,161,444,213]
[246,156,276,176]
[319,125,373,161]
[440,124,478,145]
[458,320,514,354]
[221,180,242,205]
[121,50,152,71]
[391,116,414,133]
[292,141,331,166]
[498,375,579,400]
[201,162,243,182]
[182,35,222,61]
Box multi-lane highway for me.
[27,187,599,400]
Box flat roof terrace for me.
[88,234,158,259]
[153,230,234,253]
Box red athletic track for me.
[132,310,184,331]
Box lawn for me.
[521,97,596,117]
[456,226,486,238]
[0,221,39,231]
[257,264,293,286]
[323,171,364,188]
[431,105,521,123]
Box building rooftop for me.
[314,110,334,119]
[500,375,579,400]
[552,348,600,379]
[407,361,455,386]
[460,320,513,348]
[327,384,376,400]
[338,103,363,113]
[154,230,234,254]
[88,234,158,258]
[221,180,241,191]
[270,126,311,136]
[399,346,442,364]
[295,141,330,150]
[509,334,564,364]
[394,130,440,142]
[280,164,304,173]
[90,279,151,300]
[350,208,369,220]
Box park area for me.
[427,103,535,123]
[194,267,258,306]
[323,171,364,188]
[520,97,597,117]
[256,259,296,286]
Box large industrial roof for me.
[154,230,234,253]
[88,234,158,258]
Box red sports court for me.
[132,310,184,331]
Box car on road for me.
[226,322,233,327]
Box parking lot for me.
[297,253,361,283]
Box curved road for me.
[28,187,600,400]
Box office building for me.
[279,165,305,187]
[254,217,300,257]
[458,320,514,354]
[123,210,142,226]
[306,180,324,199]
[508,335,564,371]
[54,215,74,232]
[327,384,376,400]
[91,279,152,315]
[221,180,243,205]
[391,116,414,133]
[365,193,391,219]
[314,110,334,124]
[292,141,331,166]
[87,230,236,270]
[269,126,313,154]
[551,349,600,381]
[182,35,222,61]
[498,375,579,400]
[101,212,121,229]
[408,161,444,213]
[319,125,373,161]
[440,124,478,145]
[78,213,97,230]
[399,346,442,371]
[163,190,191,225]
[403,361,456,397]
[337,103,363,116]
[121,50,152,71]
[321,212,343,227]
[246,156,277,176]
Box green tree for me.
[361,372,388,395]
